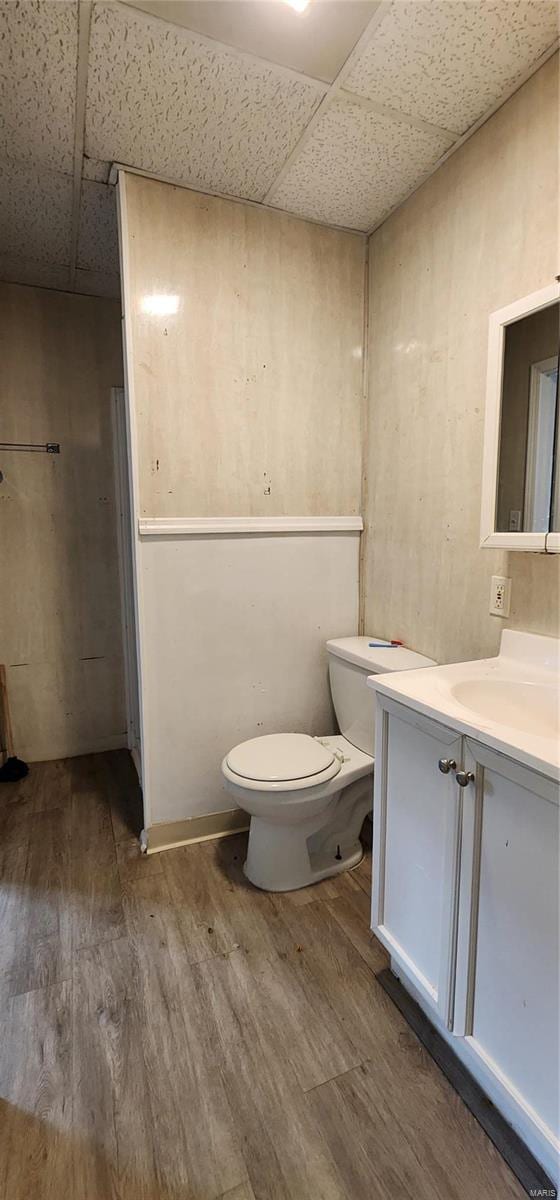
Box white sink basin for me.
[450,678,558,737]
[367,629,560,778]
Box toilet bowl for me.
[221,637,435,891]
[222,732,373,890]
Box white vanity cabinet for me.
[371,697,463,1027]
[455,741,559,1151]
[371,692,560,1181]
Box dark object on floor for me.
[0,663,29,782]
[0,755,29,782]
[377,967,557,1200]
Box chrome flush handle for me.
[438,758,457,774]
[456,770,475,788]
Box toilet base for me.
[243,774,371,892]
[244,837,363,893]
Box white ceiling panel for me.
[121,0,378,83]
[268,96,453,231]
[77,180,119,275]
[345,0,559,135]
[85,2,325,201]
[0,0,78,172]
[0,160,73,264]
[0,0,557,300]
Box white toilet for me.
[221,636,434,891]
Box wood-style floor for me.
[0,751,525,1200]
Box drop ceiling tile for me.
[0,0,78,172]
[85,2,325,201]
[121,0,378,84]
[77,181,119,275]
[345,0,559,135]
[75,267,121,300]
[0,159,73,264]
[268,96,453,231]
[0,251,71,293]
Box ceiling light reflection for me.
[141,294,180,316]
[283,0,310,13]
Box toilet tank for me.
[326,637,436,757]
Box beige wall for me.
[119,175,366,828]
[122,174,366,518]
[0,282,126,761]
[364,54,560,665]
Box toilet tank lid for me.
[327,636,436,674]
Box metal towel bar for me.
[0,441,60,453]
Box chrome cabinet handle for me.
[456,770,475,788]
[438,758,457,774]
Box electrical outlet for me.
[490,575,511,618]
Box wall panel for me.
[364,55,560,665]
[119,174,365,830]
[0,282,126,760]
[122,174,366,518]
[139,531,361,825]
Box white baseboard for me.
[145,807,249,854]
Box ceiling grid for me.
[0,0,557,298]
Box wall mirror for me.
[480,281,560,552]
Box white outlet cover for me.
[490,575,512,618]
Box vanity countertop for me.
[367,629,559,781]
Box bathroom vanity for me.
[367,631,559,1184]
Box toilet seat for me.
[224,733,342,792]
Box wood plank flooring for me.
[0,751,526,1200]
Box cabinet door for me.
[455,740,559,1155]
[372,697,463,1027]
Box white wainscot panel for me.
[139,533,360,824]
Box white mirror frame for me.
[480,280,560,552]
